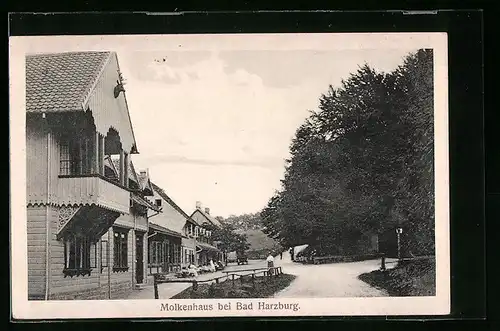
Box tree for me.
[205,222,250,253]
[261,50,435,257]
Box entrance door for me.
[135,232,144,284]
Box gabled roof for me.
[137,171,154,196]
[26,51,139,154]
[151,182,190,219]
[131,193,160,212]
[190,208,222,228]
[26,51,110,113]
[150,182,196,233]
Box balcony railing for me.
[58,174,130,214]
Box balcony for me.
[58,174,130,214]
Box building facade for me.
[26,51,150,300]
[146,182,191,276]
[189,202,223,265]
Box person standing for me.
[289,247,294,261]
[209,259,216,272]
[266,254,275,276]
[280,251,283,260]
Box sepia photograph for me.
[10,32,450,319]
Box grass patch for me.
[171,273,296,299]
[358,258,436,296]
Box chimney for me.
[205,207,210,215]
[196,201,202,210]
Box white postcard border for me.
[10,32,450,319]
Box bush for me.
[171,273,296,299]
[358,258,435,296]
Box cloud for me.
[123,50,266,88]
[219,49,419,89]
[137,154,286,169]
[123,50,211,84]
[119,47,418,217]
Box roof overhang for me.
[149,222,183,239]
[196,242,220,252]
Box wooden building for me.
[146,182,190,277]
[189,202,223,265]
[99,159,159,292]
[25,51,153,300]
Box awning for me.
[196,241,220,252]
[131,194,160,212]
[149,222,183,239]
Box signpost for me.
[396,227,403,262]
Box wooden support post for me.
[192,281,198,292]
[124,152,129,188]
[231,274,235,287]
[119,149,125,185]
[381,255,386,271]
[99,135,105,175]
[153,277,159,299]
[93,132,99,174]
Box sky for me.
[17,34,429,218]
[118,48,417,218]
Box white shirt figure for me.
[209,259,216,272]
[266,255,274,263]
[188,264,198,277]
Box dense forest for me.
[261,49,434,257]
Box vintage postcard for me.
[10,32,450,319]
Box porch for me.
[147,223,183,275]
[196,242,222,266]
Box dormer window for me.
[155,199,162,207]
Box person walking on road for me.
[280,251,283,260]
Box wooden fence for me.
[380,255,435,270]
[153,266,283,299]
[307,253,384,265]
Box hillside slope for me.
[219,213,282,259]
[235,228,282,259]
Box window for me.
[60,135,93,176]
[63,234,93,277]
[100,240,108,272]
[169,244,180,265]
[149,241,166,266]
[113,228,129,271]
[155,199,162,207]
[90,242,97,268]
